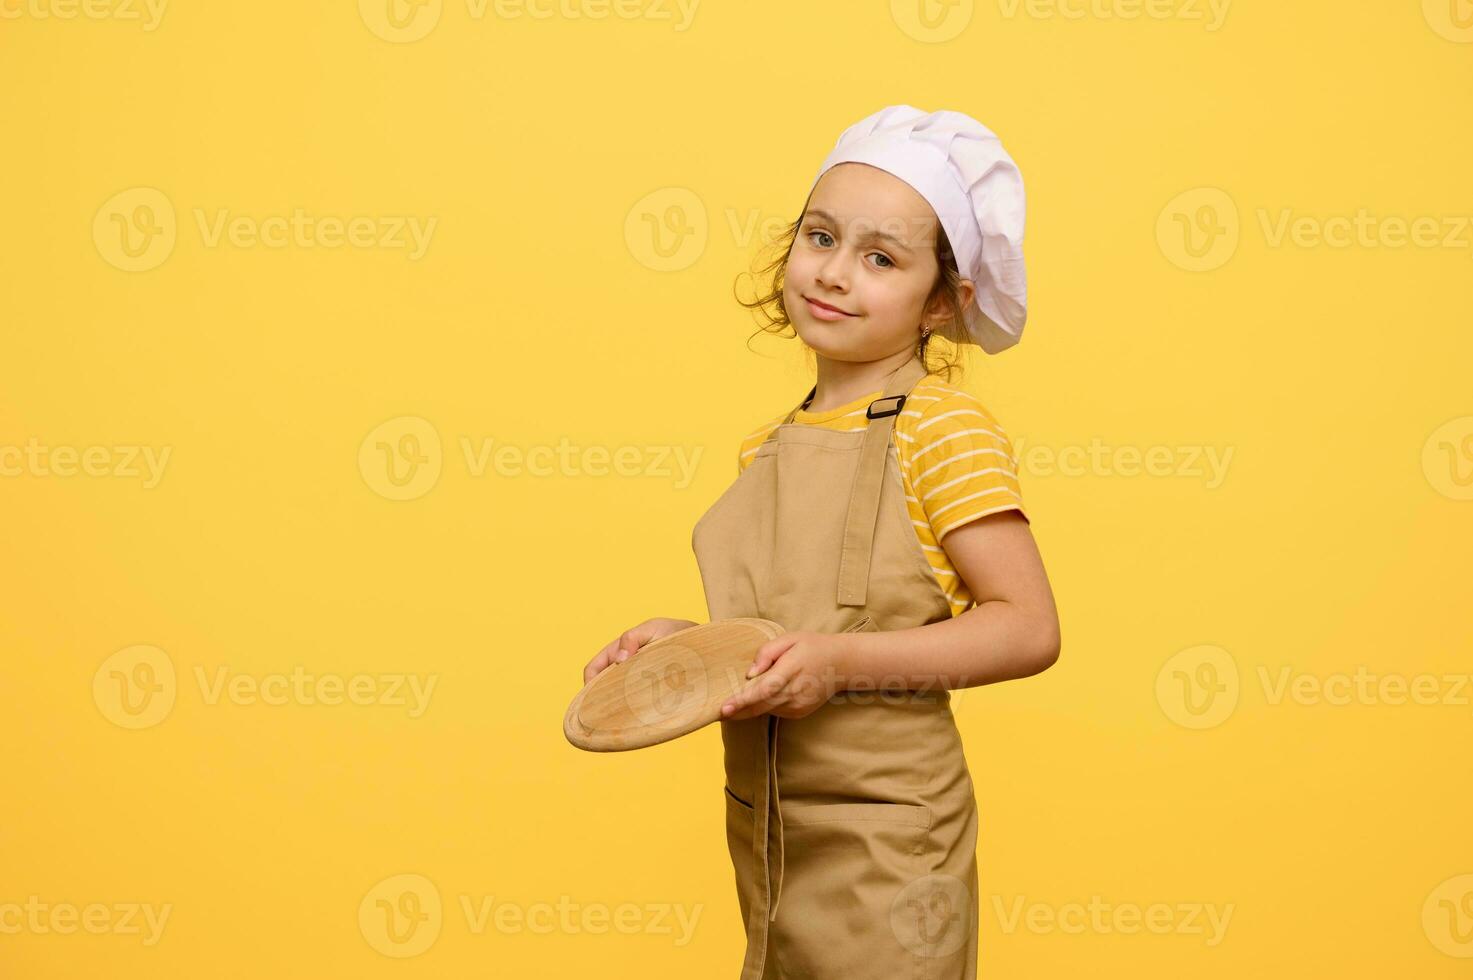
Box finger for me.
[725,684,786,721]
[724,663,796,720]
[745,636,797,679]
[614,622,659,663]
[720,675,761,717]
[582,655,606,685]
[584,639,621,683]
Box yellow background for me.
[3,0,1471,976]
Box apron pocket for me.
[724,785,755,811]
[771,801,935,979]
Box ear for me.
[952,278,977,317]
[924,278,975,331]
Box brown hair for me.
[732,212,971,383]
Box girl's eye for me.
[806,230,894,269]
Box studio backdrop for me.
[2,2,1470,977]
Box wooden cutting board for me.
[564,618,787,751]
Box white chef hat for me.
[806,104,1028,354]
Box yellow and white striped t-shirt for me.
[737,374,1028,617]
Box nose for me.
[815,247,851,293]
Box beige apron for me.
[691,356,981,980]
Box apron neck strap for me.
[776,356,929,428]
[836,356,930,607]
[782,385,817,426]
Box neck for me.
[808,350,919,413]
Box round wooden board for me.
[564,618,787,752]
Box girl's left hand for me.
[719,631,847,721]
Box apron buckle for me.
[865,393,907,419]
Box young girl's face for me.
[784,162,947,363]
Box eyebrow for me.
[802,209,915,254]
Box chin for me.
[795,329,864,362]
[792,319,836,351]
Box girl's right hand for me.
[583,618,700,685]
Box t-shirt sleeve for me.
[907,391,1027,540]
[737,418,781,475]
[737,433,756,475]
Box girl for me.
[584,105,1060,980]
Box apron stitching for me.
[768,715,784,921]
[835,361,918,607]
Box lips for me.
[803,295,855,316]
